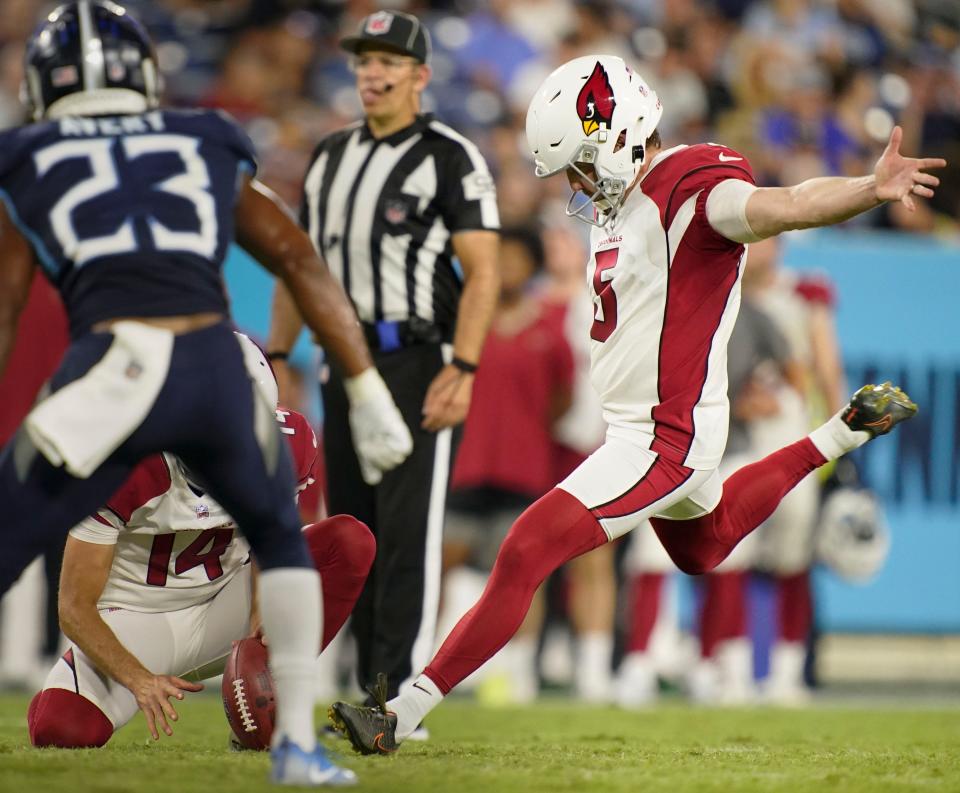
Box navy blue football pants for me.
[0,321,311,594]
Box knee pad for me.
[28,689,113,748]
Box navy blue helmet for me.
[22,1,160,121]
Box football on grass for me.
[222,637,275,750]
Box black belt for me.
[362,318,446,352]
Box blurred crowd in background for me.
[3,0,960,231]
[1,0,958,707]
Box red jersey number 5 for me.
[590,248,619,342]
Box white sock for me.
[259,567,322,750]
[767,640,806,689]
[575,632,613,702]
[389,673,443,741]
[615,652,658,708]
[715,638,755,703]
[808,410,870,462]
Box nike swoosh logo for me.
[718,153,743,162]
[864,415,893,433]
[412,682,433,696]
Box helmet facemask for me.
[526,55,663,228]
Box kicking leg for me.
[654,382,916,575]
[329,488,607,751]
[420,490,604,695]
[329,438,717,753]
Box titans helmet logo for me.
[576,62,616,137]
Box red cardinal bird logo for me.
[576,62,616,137]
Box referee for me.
[268,10,500,710]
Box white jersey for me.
[69,409,318,613]
[585,143,755,470]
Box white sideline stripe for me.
[402,345,453,691]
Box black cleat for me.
[842,382,917,438]
[328,673,398,756]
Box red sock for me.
[652,439,825,575]
[304,516,376,651]
[28,689,113,748]
[700,572,748,658]
[778,571,812,644]
[425,488,607,694]
[625,573,664,654]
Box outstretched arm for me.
[744,127,947,239]
[0,202,37,378]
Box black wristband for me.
[451,356,478,374]
[266,350,289,362]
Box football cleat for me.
[841,382,917,438]
[328,673,398,756]
[269,736,357,787]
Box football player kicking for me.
[329,54,946,753]
[29,336,373,761]
[0,2,412,785]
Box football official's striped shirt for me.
[300,113,499,336]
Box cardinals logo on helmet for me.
[576,62,616,137]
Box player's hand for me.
[248,612,267,646]
[129,671,204,740]
[874,126,947,212]
[345,367,413,485]
[421,365,474,431]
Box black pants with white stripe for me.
[322,342,457,701]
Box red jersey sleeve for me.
[642,143,756,255]
[276,407,319,494]
[103,455,172,524]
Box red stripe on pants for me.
[592,456,694,521]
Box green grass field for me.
[1,692,959,793]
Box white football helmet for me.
[816,487,891,583]
[235,332,279,409]
[526,55,663,227]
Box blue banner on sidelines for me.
[784,229,960,633]
[226,228,960,634]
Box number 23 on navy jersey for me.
[0,109,257,335]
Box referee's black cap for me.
[340,10,431,64]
